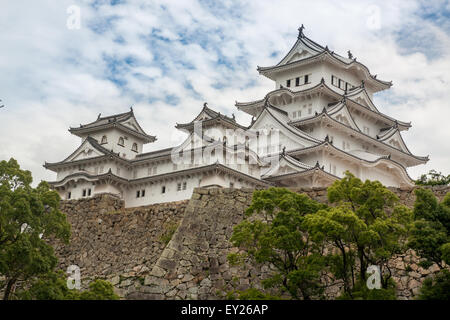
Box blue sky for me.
[0,0,449,184]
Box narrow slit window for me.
[286,79,291,87]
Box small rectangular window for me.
[67,192,71,199]
[161,186,166,194]
[304,74,309,84]
[88,189,91,196]
[82,189,86,197]
[295,77,300,86]
[177,183,181,191]
[182,182,187,190]
[286,79,291,87]
[141,189,145,197]
[331,75,336,86]
[136,190,140,198]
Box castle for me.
[44,27,428,207]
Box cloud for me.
[0,0,448,185]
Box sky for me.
[0,0,449,185]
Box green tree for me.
[0,158,71,300]
[230,188,327,300]
[415,170,450,186]
[304,172,412,298]
[18,272,119,300]
[408,188,450,269]
[417,269,450,300]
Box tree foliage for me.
[17,271,119,300]
[304,172,412,298]
[415,170,450,186]
[230,187,327,300]
[0,158,71,300]
[417,269,450,300]
[408,188,450,269]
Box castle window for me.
[67,192,71,199]
[101,135,107,144]
[286,79,291,87]
[177,183,182,191]
[82,189,86,197]
[331,75,336,86]
[118,137,125,146]
[136,190,140,198]
[131,143,138,152]
[295,77,300,86]
[88,189,91,196]
[161,186,166,194]
[304,74,309,84]
[183,182,187,190]
[141,189,145,197]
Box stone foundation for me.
[52,186,449,299]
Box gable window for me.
[101,135,107,144]
[131,143,138,152]
[286,79,291,87]
[118,137,125,146]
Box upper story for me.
[68,108,156,160]
[257,25,392,100]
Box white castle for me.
[44,27,428,207]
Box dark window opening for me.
[304,75,309,84]
[286,79,291,87]
[141,189,145,197]
[161,186,166,194]
[136,190,140,198]
[82,189,86,197]
[67,192,71,199]
[295,77,300,86]
[88,189,91,196]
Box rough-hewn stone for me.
[51,186,449,300]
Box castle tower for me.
[236,26,428,188]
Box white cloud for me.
[0,0,448,185]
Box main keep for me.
[44,27,428,207]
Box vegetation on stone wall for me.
[230,172,450,300]
[0,158,120,300]
[415,170,450,186]
[408,188,450,299]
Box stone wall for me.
[53,186,450,300]
[53,194,188,297]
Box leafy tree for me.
[17,272,119,300]
[415,170,450,186]
[417,269,450,300]
[304,172,412,298]
[0,158,71,300]
[408,188,450,269]
[230,188,327,300]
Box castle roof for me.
[256,26,392,92]
[175,103,247,131]
[43,136,131,171]
[290,109,428,166]
[236,81,411,130]
[69,108,156,143]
